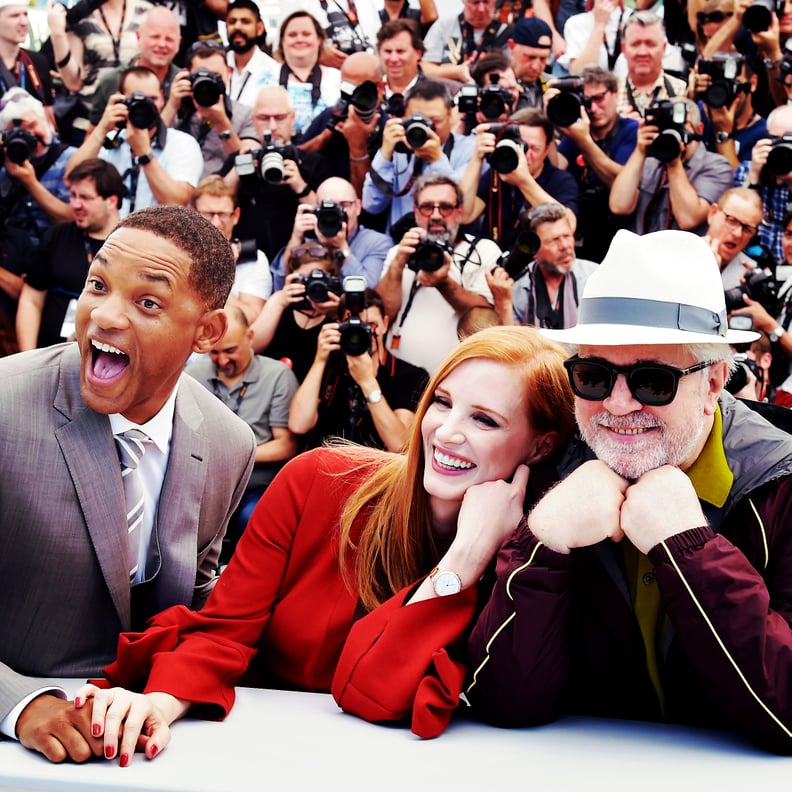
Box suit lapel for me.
[54,347,131,629]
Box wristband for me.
[295,183,311,198]
[56,51,72,69]
[350,153,370,162]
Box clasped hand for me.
[529,461,706,555]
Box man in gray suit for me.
[0,206,256,763]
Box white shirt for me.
[227,47,279,108]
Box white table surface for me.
[1,682,790,792]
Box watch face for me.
[433,570,461,596]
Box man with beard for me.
[376,173,499,374]
[466,228,792,754]
[225,0,278,109]
[487,202,597,328]
[15,159,124,350]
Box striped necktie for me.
[115,429,150,583]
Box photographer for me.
[0,88,75,245]
[362,79,476,232]
[456,51,521,134]
[489,202,598,328]
[66,65,204,215]
[553,65,639,261]
[226,85,332,262]
[249,242,341,383]
[272,177,392,291]
[695,54,767,168]
[609,96,733,234]
[297,52,386,199]
[735,104,792,261]
[160,42,259,178]
[376,174,499,374]
[288,286,429,452]
[459,108,578,252]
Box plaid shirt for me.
[734,160,789,262]
[616,72,688,117]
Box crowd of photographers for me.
[4,0,792,497]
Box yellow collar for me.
[685,406,733,508]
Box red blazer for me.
[104,447,478,737]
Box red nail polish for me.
[120,753,130,768]
[105,746,114,759]
[74,697,82,707]
[92,724,101,737]
[149,744,158,758]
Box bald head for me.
[341,52,384,84]
[316,177,361,233]
[252,85,294,141]
[137,6,181,71]
[768,104,792,137]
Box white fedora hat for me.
[541,229,760,346]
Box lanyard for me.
[279,62,322,108]
[97,0,127,65]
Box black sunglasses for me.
[563,355,715,406]
[696,10,732,24]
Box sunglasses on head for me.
[563,355,715,406]
[188,37,227,55]
[696,10,732,24]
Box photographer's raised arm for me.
[66,94,127,176]
[460,128,492,224]
[609,122,653,216]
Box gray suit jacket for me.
[0,344,256,722]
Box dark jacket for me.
[465,393,792,754]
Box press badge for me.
[60,299,77,340]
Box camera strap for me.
[319,0,369,52]
[457,14,509,62]
[640,168,672,233]
[0,51,44,99]
[604,10,623,72]
[279,63,322,108]
[626,76,676,117]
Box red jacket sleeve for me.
[332,584,479,738]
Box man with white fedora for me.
[465,228,792,753]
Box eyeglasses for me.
[199,210,235,221]
[69,191,101,202]
[585,91,611,104]
[415,202,459,217]
[717,207,758,236]
[563,355,715,406]
[291,244,329,258]
[338,200,357,210]
[696,10,733,24]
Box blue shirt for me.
[735,159,787,261]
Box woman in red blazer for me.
[74,325,575,765]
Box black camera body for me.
[743,0,784,33]
[338,275,372,356]
[765,134,792,176]
[311,200,348,238]
[645,99,689,163]
[484,123,527,174]
[546,77,588,127]
[395,113,435,153]
[495,229,540,281]
[697,54,746,108]
[458,75,514,120]
[235,131,301,183]
[408,237,455,273]
[329,80,380,129]
[124,92,159,129]
[724,264,780,316]
[0,123,39,165]
[725,352,763,395]
[189,68,226,108]
[295,268,343,304]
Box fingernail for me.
[74,697,82,707]
[93,724,101,737]
[105,746,115,759]
[120,753,130,768]
[149,744,158,758]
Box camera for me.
[124,92,159,129]
[295,268,343,304]
[495,229,540,281]
[337,275,372,356]
[780,38,792,80]
[725,352,763,396]
[724,262,780,315]
[0,123,38,165]
[484,123,527,174]
[458,75,514,121]
[189,68,225,107]
[329,80,380,129]
[395,113,435,153]
[234,131,301,183]
[546,77,587,127]
[645,99,689,163]
[743,0,784,33]
[231,238,258,264]
[310,200,347,239]
[408,237,455,273]
[697,54,746,108]
[765,134,792,176]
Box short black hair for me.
[406,78,453,109]
[115,206,235,309]
[68,158,125,204]
[227,0,261,21]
